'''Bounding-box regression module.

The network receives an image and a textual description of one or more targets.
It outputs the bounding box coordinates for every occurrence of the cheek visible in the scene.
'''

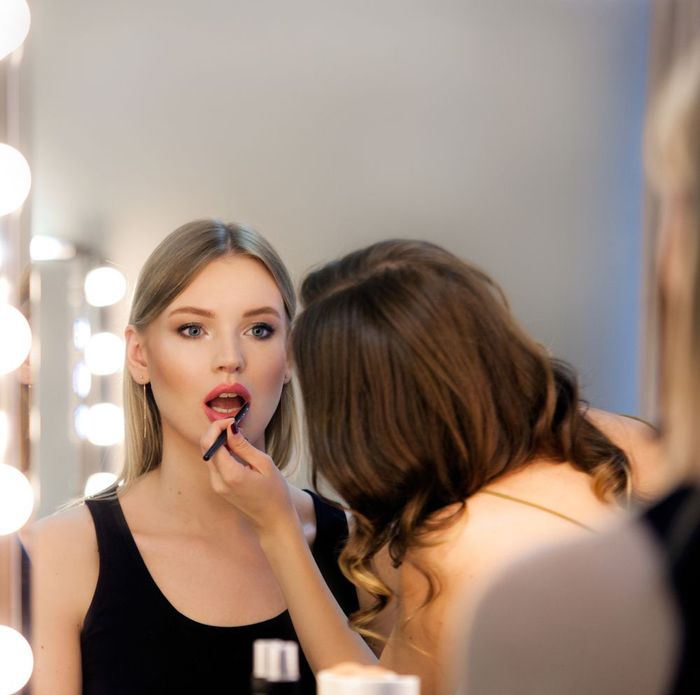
[147,342,201,403]
[264,351,290,392]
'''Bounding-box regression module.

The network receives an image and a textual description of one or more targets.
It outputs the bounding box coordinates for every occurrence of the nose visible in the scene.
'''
[213,333,245,374]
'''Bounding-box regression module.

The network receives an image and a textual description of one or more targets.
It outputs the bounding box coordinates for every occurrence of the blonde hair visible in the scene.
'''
[647,43,700,479]
[120,219,297,488]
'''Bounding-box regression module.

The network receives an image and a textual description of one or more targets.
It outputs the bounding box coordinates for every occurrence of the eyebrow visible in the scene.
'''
[168,306,282,319]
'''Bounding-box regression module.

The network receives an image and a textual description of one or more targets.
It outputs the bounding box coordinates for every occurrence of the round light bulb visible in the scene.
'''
[0,0,31,61]
[84,267,127,307]
[85,403,124,446]
[0,144,31,217]
[0,305,31,375]
[84,472,118,497]
[29,235,76,261]
[0,411,9,459]
[0,464,33,536]
[0,626,33,694]
[73,404,90,440]
[73,318,91,350]
[84,332,124,376]
[72,362,92,398]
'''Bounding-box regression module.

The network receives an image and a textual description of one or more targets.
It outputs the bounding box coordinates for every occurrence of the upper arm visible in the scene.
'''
[29,505,98,695]
[586,409,671,500]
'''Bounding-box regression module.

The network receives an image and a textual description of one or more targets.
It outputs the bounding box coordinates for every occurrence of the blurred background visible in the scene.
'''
[8,0,654,520]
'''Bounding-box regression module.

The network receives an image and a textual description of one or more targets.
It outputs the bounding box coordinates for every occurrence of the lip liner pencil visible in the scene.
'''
[202,402,250,461]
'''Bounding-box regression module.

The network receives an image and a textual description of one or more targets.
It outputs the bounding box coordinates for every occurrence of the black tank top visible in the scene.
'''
[643,485,700,695]
[81,492,358,695]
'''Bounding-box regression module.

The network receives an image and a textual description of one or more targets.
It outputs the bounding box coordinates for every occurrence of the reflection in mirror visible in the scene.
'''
[32,251,125,520]
[15,2,657,692]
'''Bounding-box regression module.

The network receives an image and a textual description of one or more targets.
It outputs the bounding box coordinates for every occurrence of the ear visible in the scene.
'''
[283,335,293,384]
[124,324,150,384]
[282,356,292,385]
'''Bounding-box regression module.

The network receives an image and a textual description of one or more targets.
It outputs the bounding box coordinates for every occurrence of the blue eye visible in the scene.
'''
[249,323,274,339]
[179,323,204,338]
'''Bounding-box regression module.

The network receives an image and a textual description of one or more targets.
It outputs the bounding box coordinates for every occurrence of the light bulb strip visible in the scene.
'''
[0,6,34,689]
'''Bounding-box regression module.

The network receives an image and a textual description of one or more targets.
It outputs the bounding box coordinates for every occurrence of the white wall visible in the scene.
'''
[24,0,650,413]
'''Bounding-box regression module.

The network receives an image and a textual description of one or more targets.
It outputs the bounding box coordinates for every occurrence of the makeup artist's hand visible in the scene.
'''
[200,418,297,539]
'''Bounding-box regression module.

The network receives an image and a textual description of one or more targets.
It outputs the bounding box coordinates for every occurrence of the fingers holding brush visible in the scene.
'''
[200,407,294,535]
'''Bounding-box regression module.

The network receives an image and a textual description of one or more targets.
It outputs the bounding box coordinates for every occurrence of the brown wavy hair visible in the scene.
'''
[292,239,631,633]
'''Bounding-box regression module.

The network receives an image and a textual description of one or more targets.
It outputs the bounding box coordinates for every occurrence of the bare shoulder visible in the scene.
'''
[29,502,96,556]
[29,503,99,624]
[586,408,670,498]
[29,504,99,693]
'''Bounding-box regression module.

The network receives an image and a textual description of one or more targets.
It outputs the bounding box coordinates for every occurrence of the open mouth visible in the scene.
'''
[206,393,247,416]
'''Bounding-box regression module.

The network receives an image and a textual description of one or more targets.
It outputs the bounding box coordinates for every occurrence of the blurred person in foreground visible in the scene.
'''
[458,40,700,695]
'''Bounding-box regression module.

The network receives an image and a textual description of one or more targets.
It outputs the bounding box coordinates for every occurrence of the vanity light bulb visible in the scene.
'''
[0,464,33,535]
[73,362,92,398]
[0,0,30,61]
[84,472,118,497]
[84,267,127,307]
[84,332,125,376]
[0,304,31,375]
[0,626,33,694]
[86,403,124,447]
[29,234,76,261]
[73,404,91,440]
[73,318,91,350]
[0,144,31,218]
[0,411,9,460]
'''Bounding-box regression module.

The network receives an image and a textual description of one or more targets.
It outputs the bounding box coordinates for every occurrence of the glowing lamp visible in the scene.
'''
[29,235,76,261]
[0,144,31,217]
[0,305,31,375]
[84,267,127,307]
[84,332,124,376]
[72,362,92,398]
[85,403,124,446]
[0,0,31,61]
[0,464,33,535]
[0,626,33,694]
[84,472,118,497]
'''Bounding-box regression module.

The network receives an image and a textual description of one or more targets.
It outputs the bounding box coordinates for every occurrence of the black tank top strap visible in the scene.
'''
[306,490,360,614]
[84,495,148,594]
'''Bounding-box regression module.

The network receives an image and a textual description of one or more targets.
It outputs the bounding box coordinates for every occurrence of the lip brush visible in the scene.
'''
[202,402,250,461]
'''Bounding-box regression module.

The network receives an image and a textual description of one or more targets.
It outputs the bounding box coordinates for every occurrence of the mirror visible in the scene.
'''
[24,0,651,511]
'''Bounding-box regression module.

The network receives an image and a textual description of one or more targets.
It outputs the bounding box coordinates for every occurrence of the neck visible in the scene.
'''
[143,427,252,533]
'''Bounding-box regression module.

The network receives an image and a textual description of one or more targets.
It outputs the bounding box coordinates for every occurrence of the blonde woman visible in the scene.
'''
[29,220,361,694]
[460,41,700,695]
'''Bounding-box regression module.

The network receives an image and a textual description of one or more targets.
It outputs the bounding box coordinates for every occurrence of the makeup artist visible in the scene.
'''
[203,238,665,695]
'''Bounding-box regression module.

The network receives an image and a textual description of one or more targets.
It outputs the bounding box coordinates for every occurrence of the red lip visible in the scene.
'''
[202,383,252,422]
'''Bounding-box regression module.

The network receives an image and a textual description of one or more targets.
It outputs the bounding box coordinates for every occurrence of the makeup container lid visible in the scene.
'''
[317,671,420,694]
[253,639,299,682]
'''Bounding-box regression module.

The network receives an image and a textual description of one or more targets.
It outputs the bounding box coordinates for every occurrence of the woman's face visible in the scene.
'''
[129,254,290,454]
